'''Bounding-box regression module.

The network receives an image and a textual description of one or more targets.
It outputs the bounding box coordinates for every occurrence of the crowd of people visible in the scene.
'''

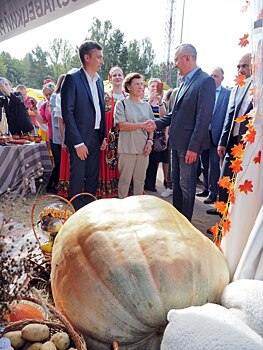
[0,39,253,230]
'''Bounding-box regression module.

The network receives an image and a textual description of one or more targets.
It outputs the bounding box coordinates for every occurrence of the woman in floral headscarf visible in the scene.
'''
[97,66,126,198]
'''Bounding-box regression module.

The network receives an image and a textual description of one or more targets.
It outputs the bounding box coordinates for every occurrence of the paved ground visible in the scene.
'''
[145,165,220,239]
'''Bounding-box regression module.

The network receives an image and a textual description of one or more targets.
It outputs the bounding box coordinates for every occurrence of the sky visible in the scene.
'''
[0,0,252,87]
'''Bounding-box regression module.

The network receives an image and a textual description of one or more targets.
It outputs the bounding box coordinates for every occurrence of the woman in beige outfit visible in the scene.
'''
[114,73,154,198]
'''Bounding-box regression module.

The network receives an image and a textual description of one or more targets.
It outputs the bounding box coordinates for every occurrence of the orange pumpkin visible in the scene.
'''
[51,196,229,349]
[8,303,44,322]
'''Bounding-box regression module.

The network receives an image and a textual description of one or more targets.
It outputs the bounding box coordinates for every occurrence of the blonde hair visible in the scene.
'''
[42,82,55,94]
[148,78,161,87]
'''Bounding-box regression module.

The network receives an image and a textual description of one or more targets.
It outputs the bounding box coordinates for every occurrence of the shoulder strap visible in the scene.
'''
[121,98,126,110]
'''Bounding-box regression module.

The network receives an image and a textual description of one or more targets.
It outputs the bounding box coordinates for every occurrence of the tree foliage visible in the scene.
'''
[0,17,177,89]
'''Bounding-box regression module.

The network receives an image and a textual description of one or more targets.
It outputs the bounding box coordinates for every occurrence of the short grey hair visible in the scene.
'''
[212,66,224,76]
[176,43,197,61]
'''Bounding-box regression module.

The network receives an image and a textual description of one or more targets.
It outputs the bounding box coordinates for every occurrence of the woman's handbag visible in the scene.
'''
[153,130,166,152]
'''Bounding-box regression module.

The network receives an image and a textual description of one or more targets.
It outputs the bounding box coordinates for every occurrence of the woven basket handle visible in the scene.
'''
[31,195,75,247]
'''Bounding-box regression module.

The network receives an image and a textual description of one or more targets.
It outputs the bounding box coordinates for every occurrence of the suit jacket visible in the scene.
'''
[219,77,253,149]
[155,68,216,154]
[61,67,106,149]
[210,86,231,146]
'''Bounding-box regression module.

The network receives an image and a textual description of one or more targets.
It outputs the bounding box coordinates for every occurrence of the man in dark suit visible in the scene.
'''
[197,67,231,204]
[61,40,107,210]
[147,43,216,221]
[207,53,253,216]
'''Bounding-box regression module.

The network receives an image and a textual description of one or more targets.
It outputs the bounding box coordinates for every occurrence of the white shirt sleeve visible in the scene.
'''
[54,93,62,119]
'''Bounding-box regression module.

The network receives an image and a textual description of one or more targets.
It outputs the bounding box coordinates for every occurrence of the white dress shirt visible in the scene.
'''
[84,70,101,129]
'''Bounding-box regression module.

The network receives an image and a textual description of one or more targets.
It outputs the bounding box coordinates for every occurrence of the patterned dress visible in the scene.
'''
[96,91,125,198]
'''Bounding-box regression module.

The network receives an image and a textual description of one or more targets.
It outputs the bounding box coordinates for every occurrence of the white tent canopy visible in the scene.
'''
[0,0,99,42]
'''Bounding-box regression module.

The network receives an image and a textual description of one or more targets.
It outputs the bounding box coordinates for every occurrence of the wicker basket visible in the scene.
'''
[1,297,87,350]
[31,193,96,265]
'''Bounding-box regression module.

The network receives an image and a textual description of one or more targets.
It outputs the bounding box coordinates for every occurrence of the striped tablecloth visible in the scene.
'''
[0,142,52,196]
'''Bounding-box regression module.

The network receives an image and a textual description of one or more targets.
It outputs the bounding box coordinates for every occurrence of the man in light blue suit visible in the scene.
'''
[61,41,107,210]
[197,67,231,204]
[146,44,216,221]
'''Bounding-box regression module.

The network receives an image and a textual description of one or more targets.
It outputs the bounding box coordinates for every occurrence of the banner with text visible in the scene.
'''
[0,0,98,42]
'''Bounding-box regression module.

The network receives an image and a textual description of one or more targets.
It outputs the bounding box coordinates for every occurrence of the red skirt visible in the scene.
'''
[57,147,70,198]
[97,149,119,198]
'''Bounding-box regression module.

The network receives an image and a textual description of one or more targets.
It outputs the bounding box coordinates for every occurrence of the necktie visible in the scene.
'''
[213,89,220,114]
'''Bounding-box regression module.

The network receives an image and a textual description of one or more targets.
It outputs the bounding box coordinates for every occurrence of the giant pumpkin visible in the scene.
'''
[51,195,229,349]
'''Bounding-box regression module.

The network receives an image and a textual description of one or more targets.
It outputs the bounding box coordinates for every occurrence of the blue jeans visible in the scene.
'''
[171,150,199,221]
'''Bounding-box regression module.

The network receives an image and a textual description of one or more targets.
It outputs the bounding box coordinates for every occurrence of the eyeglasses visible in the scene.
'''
[237,64,249,69]
[174,55,187,64]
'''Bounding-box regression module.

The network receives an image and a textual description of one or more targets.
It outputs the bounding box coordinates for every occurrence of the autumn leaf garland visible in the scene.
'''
[210,0,263,249]
[211,108,260,249]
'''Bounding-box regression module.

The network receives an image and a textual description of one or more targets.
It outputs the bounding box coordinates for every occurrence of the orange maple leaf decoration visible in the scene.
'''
[214,240,223,253]
[242,126,256,144]
[211,223,219,237]
[214,201,227,215]
[238,179,253,194]
[231,143,244,158]
[222,219,231,235]
[218,176,232,190]
[229,191,236,204]
[234,74,247,87]
[239,33,249,47]
[229,158,243,173]
[253,150,261,164]
[235,114,247,123]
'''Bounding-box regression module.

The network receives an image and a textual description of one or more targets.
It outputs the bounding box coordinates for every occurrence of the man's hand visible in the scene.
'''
[185,150,197,164]
[144,120,157,132]
[76,144,89,160]
[217,146,226,159]
[100,138,107,151]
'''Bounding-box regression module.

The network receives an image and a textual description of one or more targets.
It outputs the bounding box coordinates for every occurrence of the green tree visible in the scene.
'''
[126,40,141,74]
[0,52,25,86]
[0,55,7,77]
[86,17,156,80]
[48,38,76,80]
[87,17,112,49]
[28,46,52,88]
[140,38,155,79]
[106,29,128,75]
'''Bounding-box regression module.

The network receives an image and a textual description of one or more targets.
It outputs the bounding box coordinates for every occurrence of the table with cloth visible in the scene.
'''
[0,142,52,196]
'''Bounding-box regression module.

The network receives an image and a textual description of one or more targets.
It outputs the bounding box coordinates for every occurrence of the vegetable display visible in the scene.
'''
[51,195,229,349]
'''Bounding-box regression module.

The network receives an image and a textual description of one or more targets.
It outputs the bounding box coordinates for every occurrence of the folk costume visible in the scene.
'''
[97,90,125,198]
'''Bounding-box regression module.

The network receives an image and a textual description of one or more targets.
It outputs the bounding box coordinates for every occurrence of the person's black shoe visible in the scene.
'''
[196,189,209,197]
[206,208,219,215]
[144,186,157,192]
[204,195,216,204]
